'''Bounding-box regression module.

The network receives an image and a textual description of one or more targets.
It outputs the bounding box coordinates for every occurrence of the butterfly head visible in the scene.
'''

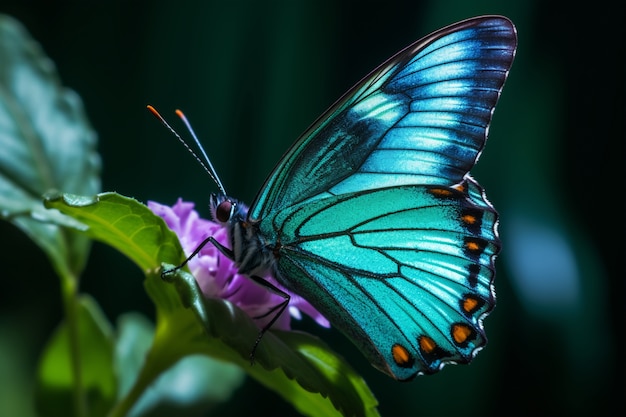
[210,193,245,225]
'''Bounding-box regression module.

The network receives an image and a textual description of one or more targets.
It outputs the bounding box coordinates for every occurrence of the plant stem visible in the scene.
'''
[61,272,88,417]
[106,325,179,417]
[106,359,159,417]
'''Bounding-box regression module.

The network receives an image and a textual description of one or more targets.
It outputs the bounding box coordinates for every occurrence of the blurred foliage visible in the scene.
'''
[35,295,116,417]
[0,1,622,416]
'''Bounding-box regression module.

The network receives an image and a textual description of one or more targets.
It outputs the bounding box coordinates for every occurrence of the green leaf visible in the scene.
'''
[35,295,116,417]
[47,192,379,417]
[0,14,100,278]
[152,269,379,417]
[271,332,379,417]
[115,313,245,417]
[43,191,185,273]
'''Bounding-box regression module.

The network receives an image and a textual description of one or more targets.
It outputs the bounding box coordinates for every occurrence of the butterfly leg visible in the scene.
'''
[246,274,290,363]
[161,235,235,279]
[161,235,290,363]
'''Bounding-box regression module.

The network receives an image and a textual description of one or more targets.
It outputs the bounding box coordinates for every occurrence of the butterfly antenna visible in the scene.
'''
[174,109,227,195]
[147,105,227,195]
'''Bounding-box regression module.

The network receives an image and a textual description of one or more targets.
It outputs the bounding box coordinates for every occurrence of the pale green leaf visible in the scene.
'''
[0,14,100,277]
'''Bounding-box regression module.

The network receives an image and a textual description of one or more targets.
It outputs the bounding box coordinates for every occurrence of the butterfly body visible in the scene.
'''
[211,16,516,380]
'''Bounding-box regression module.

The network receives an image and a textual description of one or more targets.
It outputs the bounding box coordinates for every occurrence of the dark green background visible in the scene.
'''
[1,1,623,416]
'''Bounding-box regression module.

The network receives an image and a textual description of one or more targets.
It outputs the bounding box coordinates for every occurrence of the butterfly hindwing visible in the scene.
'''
[249,16,516,221]
[264,177,499,379]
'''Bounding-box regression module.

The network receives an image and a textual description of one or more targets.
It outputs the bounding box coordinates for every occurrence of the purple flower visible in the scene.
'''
[148,198,330,331]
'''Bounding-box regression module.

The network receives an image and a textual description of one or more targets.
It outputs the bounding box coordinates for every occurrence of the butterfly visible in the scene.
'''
[159,15,517,381]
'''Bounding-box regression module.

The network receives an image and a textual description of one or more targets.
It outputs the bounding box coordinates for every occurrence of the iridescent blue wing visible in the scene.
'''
[248,16,516,379]
[249,16,516,221]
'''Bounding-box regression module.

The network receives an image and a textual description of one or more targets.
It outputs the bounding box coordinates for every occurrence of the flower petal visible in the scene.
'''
[149,199,329,332]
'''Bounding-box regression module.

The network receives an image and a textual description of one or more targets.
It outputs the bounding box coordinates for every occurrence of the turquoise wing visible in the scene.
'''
[264,178,499,380]
[249,16,516,221]
[249,16,515,379]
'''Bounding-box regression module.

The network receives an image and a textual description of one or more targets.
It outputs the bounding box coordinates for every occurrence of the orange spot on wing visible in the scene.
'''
[462,296,479,313]
[466,241,480,251]
[451,324,473,344]
[391,344,413,367]
[429,188,453,197]
[462,214,477,225]
[418,336,437,354]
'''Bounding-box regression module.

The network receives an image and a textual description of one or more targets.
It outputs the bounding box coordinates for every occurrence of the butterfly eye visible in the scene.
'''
[216,199,233,223]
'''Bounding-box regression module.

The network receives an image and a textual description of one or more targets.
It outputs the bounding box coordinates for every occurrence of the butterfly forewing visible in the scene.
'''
[239,16,515,379]
[249,16,516,221]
